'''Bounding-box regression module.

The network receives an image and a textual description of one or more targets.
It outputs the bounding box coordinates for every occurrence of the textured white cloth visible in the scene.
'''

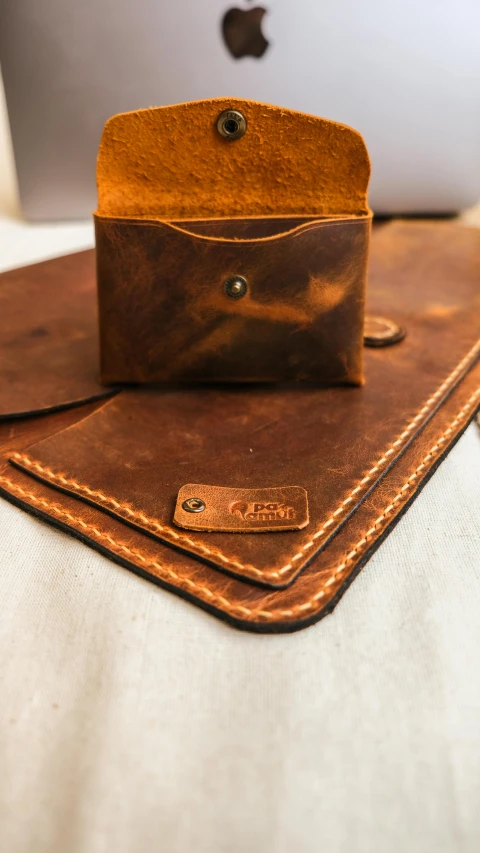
[1,76,480,853]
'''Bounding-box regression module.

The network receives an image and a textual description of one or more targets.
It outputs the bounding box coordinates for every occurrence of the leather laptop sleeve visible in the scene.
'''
[1,220,479,633]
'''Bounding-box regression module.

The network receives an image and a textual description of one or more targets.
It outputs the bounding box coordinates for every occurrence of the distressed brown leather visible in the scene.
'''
[1,356,478,634]
[95,215,370,384]
[1,221,479,632]
[0,249,115,418]
[95,98,372,385]
[0,400,108,477]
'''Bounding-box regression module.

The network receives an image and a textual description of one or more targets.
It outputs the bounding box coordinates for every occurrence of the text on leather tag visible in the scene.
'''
[174,485,309,532]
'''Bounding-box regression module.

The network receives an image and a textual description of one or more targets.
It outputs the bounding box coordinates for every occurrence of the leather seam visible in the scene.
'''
[95,214,367,245]
[9,453,262,574]
[1,386,478,622]
[9,336,480,582]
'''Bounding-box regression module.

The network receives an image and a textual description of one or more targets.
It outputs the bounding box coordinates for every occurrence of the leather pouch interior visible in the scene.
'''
[95,98,372,384]
[2,221,479,633]
[0,250,115,418]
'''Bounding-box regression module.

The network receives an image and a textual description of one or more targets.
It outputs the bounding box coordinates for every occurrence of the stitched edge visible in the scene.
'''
[96,214,368,245]
[279,337,480,574]
[2,386,479,622]
[10,336,480,582]
[10,453,259,574]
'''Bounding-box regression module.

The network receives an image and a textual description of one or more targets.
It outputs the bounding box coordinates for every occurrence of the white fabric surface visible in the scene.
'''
[1,74,480,853]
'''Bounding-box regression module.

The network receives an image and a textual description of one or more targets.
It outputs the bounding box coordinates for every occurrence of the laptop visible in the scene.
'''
[0,0,479,220]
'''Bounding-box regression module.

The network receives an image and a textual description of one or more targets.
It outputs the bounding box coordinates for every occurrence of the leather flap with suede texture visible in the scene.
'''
[96,98,371,220]
[6,223,480,609]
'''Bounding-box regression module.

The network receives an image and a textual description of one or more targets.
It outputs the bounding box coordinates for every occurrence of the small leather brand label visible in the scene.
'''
[174,485,309,533]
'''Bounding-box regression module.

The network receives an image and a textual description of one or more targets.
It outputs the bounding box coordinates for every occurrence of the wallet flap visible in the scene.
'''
[10,222,480,589]
[96,98,370,219]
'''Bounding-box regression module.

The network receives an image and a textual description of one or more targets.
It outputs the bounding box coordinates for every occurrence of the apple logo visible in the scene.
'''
[222,2,270,59]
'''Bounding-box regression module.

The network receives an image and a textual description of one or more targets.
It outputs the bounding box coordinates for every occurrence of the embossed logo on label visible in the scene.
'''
[174,484,309,532]
[229,500,296,522]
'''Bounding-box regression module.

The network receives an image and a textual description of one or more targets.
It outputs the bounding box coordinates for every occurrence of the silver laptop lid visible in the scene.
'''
[1,0,479,220]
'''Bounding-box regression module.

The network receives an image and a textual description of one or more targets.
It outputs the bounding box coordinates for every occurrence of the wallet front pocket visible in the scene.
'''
[95,214,370,385]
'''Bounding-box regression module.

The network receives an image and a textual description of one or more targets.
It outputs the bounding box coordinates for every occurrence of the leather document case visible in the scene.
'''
[94,98,372,385]
[1,220,479,633]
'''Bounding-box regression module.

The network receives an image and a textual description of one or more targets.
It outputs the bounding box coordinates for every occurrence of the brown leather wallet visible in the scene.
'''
[95,98,372,385]
[1,220,479,633]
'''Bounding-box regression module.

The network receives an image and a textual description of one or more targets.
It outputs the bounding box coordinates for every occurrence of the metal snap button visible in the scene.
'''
[364,316,406,347]
[216,109,247,140]
[182,497,206,513]
[224,275,248,299]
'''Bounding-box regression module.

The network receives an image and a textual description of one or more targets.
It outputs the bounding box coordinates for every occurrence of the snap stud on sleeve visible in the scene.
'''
[364,316,406,347]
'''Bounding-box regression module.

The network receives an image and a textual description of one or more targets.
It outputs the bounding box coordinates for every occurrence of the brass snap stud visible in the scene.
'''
[216,109,247,140]
[364,315,406,347]
[223,275,248,299]
[182,497,206,514]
